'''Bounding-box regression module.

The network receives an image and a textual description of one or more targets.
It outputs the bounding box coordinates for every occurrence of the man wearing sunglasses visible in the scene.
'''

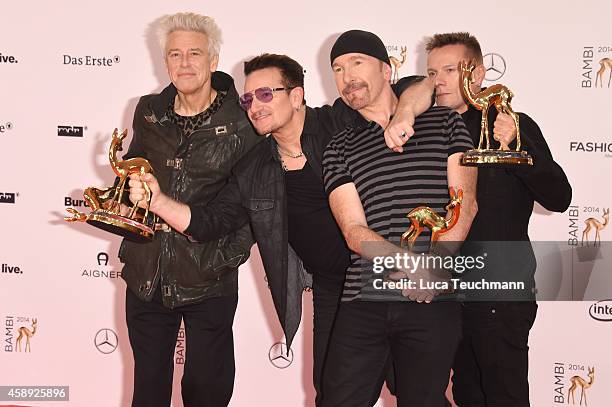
[128,52,433,404]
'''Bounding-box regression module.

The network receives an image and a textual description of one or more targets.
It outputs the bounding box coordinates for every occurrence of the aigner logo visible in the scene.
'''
[0,53,18,64]
[483,52,506,81]
[97,252,109,266]
[82,252,121,279]
[589,299,612,321]
[0,192,17,204]
[57,126,86,137]
[63,54,120,67]
[94,328,118,354]
[268,342,293,369]
[0,122,13,133]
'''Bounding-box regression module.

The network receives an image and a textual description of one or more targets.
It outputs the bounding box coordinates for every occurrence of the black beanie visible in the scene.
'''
[330,30,390,67]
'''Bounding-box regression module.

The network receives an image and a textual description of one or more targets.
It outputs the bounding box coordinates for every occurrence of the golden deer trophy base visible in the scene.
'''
[461,149,533,166]
[86,210,154,242]
[64,128,156,243]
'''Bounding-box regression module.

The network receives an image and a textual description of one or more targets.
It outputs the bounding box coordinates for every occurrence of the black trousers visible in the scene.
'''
[125,287,238,407]
[452,301,538,407]
[312,277,344,407]
[321,300,462,407]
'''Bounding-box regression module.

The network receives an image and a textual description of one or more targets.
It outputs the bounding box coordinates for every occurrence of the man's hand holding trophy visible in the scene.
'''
[459,60,533,166]
[64,129,157,242]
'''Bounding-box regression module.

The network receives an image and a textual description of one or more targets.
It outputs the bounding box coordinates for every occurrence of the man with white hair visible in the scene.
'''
[118,12,258,407]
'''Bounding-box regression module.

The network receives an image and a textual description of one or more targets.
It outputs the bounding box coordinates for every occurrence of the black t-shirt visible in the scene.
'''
[285,162,349,289]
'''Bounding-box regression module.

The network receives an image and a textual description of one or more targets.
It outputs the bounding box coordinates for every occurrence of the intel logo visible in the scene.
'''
[589,300,612,322]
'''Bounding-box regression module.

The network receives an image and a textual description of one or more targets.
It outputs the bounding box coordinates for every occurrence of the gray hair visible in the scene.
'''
[155,12,222,57]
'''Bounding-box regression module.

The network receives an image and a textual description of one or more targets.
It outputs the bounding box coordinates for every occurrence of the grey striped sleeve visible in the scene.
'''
[323,132,353,194]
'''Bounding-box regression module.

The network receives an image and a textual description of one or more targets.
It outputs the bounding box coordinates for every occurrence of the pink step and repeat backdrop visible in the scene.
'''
[1,1,611,406]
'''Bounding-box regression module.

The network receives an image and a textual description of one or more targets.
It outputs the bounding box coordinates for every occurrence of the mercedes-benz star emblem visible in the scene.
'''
[94,328,118,354]
[483,52,506,81]
[268,342,293,369]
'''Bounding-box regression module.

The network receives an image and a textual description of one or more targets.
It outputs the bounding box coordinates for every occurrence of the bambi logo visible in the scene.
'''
[268,342,293,369]
[595,58,612,88]
[567,367,595,406]
[388,46,407,84]
[581,208,609,246]
[97,252,109,266]
[15,318,37,352]
[483,52,506,81]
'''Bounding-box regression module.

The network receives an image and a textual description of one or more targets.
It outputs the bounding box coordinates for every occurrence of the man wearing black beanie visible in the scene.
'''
[330,30,391,67]
[321,30,478,406]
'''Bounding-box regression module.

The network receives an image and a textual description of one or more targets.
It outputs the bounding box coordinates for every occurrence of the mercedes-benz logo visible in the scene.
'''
[268,342,293,369]
[483,52,506,81]
[94,328,118,354]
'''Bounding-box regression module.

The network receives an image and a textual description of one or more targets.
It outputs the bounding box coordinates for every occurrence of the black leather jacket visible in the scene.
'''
[184,77,424,348]
[185,104,359,348]
[118,71,259,308]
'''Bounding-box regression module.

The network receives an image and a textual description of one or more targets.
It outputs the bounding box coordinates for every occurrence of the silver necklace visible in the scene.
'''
[277,145,303,171]
[277,145,304,158]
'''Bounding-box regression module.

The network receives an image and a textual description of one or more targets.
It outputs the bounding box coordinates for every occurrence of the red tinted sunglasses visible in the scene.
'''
[239,86,295,111]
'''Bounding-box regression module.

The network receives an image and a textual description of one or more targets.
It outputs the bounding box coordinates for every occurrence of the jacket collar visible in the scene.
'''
[147,71,238,125]
[265,106,320,163]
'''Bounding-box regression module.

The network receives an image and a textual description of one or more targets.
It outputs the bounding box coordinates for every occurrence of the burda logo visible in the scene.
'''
[64,196,89,207]
[589,300,612,321]
[0,53,18,64]
[63,54,120,67]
